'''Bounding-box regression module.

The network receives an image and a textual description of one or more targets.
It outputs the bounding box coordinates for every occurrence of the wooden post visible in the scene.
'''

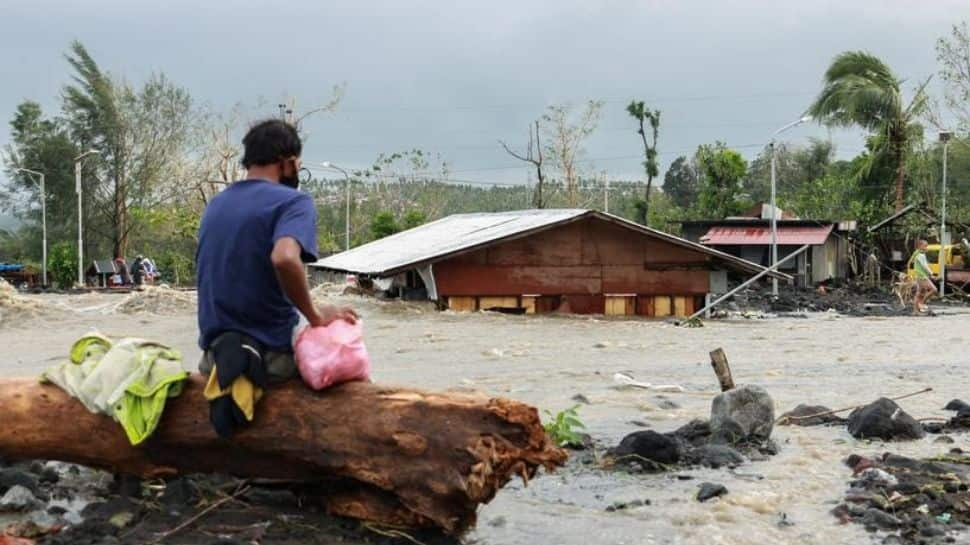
[709,348,735,392]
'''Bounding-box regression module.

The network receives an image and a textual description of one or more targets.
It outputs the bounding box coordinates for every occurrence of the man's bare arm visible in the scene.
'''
[271,237,357,327]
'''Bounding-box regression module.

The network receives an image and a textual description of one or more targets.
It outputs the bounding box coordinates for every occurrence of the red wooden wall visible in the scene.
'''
[434,217,712,298]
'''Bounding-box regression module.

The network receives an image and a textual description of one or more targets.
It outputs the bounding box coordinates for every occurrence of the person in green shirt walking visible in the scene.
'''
[910,239,937,314]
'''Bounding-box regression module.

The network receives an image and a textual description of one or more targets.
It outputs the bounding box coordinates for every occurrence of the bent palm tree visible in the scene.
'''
[807,51,928,211]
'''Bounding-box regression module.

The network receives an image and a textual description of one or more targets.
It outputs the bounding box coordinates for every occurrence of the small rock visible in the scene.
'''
[760,439,781,456]
[691,444,745,469]
[934,435,955,444]
[918,522,946,537]
[857,468,898,487]
[777,512,795,528]
[571,394,591,405]
[161,477,198,508]
[594,341,611,349]
[488,516,506,527]
[0,469,39,495]
[658,400,680,410]
[778,404,846,426]
[0,485,40,511]
[861,508,901,530]
[108,511,135,528]
[38,467,59,485]
[710,385,775,445]
[847,398,924,440]
[670,419,711,447]
[612,431,680,465]
[696,482,728,502]
[944,399,970,412]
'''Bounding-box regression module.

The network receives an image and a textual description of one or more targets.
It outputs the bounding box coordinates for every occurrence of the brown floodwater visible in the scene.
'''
[2,291,968,544]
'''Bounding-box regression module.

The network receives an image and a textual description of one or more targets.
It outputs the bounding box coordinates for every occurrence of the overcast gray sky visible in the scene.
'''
[1,0,966,195]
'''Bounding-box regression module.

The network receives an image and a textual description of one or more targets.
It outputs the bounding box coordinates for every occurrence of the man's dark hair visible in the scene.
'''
[240,119,302,168]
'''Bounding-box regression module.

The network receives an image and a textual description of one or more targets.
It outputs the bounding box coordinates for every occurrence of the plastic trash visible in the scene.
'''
[295,320,371,390]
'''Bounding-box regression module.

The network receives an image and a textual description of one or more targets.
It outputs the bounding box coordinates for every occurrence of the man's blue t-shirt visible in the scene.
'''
[197,179,318,351]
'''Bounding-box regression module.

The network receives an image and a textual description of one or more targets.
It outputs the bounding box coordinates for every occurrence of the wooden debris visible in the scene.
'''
[0,377,566,535]
[709,348,735,392]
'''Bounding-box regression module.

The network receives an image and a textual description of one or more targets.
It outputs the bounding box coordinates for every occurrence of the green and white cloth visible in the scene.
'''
[42,332,188,446]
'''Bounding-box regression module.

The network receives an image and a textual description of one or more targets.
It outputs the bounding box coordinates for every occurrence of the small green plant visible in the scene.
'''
[544,405,586,448]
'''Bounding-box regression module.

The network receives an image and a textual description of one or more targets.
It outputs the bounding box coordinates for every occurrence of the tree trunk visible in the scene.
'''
[638,119,650,225]
[894,150,906,212]
[0,377,565,535]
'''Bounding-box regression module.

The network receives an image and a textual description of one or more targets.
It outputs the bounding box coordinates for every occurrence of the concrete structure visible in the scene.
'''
[311,209,789,317]
[679,205,856,287]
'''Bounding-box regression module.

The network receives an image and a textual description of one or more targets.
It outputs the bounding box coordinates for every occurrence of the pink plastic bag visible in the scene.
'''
[295,320,371,390]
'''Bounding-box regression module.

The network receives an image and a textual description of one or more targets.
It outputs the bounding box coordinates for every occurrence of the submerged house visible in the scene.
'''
[679,204,856,288]
[311,209,788,317]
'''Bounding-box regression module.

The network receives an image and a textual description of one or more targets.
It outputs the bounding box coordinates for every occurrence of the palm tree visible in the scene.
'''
[807,51,929,212]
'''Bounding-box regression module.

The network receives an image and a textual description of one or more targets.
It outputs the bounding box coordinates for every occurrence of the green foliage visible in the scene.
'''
[47,242,77,288]
[745,139,834,203]
[543,405,586,448]
[402,210,427,230]
[627,100,661,224]
[370,211,400,240]
[696,142,749,219]
[808,50,929,211]
[936,21,970,131]
[663,156,700,209]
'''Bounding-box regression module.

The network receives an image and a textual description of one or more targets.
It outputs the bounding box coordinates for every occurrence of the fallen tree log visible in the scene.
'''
[0,376,566,535]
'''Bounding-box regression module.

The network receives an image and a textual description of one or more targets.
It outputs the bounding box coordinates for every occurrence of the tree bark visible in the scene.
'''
[894,146,906,212]
[638,118,650,225]
[0,377,566,535]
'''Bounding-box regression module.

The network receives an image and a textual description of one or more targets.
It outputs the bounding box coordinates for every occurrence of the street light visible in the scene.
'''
[940,130,952,297]
[74,150,100,287]
[14,168,46,286]
[769,115,813,296]
[321,161,351,251]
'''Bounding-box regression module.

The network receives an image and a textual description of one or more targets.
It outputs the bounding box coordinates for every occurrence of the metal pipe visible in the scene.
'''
[684,244,809,323]
[940,138,949,297]
[770,141,778,296]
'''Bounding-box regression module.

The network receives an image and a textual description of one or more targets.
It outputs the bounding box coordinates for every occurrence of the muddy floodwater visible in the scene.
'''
[2,291,969,545]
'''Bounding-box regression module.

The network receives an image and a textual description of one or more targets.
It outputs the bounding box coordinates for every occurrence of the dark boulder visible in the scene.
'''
[847,398,924,440]
[689,444,746,469]
[778,404,846,426]
[944,399,970,412]
[696,482,728,502]
[612,430,681,465]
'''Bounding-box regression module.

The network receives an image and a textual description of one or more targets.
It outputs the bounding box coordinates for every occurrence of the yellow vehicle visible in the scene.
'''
[907,242,970,285]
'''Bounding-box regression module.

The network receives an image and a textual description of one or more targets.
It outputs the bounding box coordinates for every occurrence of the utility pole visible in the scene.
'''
[322,162,352,251]
[769,115,813,297]
[74,150,100,287]
[940,130,952,297]
[602,171,609,213]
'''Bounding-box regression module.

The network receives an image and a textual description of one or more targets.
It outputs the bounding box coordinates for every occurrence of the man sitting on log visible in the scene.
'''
[196,120,356,433]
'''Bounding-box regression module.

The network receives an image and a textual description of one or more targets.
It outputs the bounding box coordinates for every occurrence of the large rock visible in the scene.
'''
[612,430,681,465]
[710,385,775,445]
[847,398,924,440]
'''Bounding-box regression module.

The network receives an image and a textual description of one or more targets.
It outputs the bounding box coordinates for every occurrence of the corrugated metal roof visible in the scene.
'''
[315,209,588,276]
[312,209,791,280]
[701,225,834,246]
